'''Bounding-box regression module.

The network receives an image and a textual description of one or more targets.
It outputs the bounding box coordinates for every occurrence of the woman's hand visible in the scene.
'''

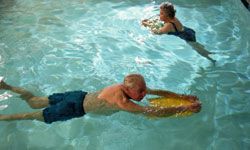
[151,28,161,34]
[141,19,150,26]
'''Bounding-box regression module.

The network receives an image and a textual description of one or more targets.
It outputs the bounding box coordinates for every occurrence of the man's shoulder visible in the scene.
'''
[100,84,122,94]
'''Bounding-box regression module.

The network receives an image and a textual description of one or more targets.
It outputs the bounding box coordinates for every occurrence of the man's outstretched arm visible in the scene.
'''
[146,88,182,98]
[117,98,198,117]
[147,88,200,103]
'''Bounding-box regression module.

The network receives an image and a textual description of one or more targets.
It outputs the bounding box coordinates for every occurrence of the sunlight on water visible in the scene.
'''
[0,0,249,149]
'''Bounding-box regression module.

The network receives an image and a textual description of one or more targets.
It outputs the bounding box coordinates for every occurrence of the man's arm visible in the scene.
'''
[117,98,195,117]
[147,88,200,105]
[147,88,182,98]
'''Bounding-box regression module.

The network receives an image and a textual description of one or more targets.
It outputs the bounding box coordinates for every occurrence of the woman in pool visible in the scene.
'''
[142,2,216,64]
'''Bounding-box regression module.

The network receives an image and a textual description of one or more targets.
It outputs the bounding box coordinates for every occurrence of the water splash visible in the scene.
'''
[135,56,153,65]
[0,76,3,82]
[0,92,12,101]
[0,104,8,110]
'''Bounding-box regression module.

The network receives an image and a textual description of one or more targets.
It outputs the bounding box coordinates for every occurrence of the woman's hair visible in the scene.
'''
[160,2,176,18]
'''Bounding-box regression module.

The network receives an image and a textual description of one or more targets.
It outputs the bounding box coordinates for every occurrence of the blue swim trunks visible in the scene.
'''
[43,90,87,124]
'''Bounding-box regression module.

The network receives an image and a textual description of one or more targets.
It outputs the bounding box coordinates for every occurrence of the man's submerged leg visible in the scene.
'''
[0,111,44,122]
[0,80,49,109]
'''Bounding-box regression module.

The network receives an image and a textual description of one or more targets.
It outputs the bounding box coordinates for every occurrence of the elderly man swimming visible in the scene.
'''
[0,74,201,124]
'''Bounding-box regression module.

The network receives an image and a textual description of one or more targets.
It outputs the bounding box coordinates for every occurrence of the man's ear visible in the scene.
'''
[121,84,129,92]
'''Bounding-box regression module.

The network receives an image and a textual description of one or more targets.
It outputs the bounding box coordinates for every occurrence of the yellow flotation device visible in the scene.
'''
[149,95,199,117]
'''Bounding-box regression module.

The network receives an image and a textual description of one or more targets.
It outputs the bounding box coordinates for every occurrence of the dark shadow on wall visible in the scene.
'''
[154,0,222,8]
[0,0,16,19]
[0,0,15,10]
[241,0,250,11]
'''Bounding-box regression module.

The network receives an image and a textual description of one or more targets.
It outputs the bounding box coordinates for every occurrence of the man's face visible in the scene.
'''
[127,81,146,101]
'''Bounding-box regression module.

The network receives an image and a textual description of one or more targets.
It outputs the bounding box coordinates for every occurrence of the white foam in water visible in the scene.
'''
[0,76,3,82]
[0,104,8,110]
[135,56,153,65]
[245,90,250,94]
[0,92,13,101]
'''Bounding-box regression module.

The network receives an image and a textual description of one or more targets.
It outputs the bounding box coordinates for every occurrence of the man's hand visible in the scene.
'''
[180,94,199,103]
[188,102,202,113]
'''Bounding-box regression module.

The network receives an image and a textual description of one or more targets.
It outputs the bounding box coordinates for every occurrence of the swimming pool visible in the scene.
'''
[0,0,249,149]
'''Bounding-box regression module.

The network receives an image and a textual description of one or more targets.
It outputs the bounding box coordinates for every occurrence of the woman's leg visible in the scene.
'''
[188,42,216,64]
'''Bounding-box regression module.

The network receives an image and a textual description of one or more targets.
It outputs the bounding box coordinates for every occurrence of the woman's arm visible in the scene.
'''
[141,19,159,28]
[151,23,172,34]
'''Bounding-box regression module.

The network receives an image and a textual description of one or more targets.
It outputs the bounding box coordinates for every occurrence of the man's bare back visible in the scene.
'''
[83,87,121,115]
[84,83,141,114]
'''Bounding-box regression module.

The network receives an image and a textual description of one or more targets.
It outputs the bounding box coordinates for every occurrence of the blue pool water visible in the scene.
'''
[0,0,249,149]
